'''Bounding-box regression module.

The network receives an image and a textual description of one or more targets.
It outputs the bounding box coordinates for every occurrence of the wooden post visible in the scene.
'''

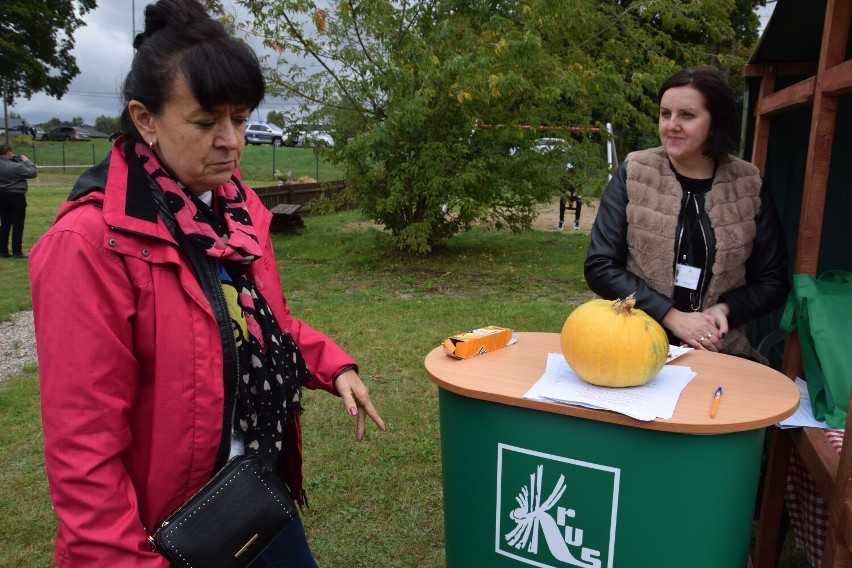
[750,64,776,175]
[782,0,852,380]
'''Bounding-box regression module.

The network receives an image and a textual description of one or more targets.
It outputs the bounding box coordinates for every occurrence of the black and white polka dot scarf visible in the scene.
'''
[133,140,312,463]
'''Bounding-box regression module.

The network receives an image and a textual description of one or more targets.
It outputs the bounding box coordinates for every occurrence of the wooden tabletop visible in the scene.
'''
[425,332,801,434]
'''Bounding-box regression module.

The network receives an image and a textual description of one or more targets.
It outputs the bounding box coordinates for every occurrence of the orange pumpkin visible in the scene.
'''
[560,294,668,387]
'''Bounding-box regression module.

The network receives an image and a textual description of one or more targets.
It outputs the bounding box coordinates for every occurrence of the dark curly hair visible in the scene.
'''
[658,66,739,159]
[119,0,265,139]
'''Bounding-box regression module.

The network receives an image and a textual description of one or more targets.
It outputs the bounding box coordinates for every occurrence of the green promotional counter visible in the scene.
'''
[425,332,800,568]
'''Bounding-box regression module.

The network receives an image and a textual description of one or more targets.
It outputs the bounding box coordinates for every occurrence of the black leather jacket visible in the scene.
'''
[585,161,790,329]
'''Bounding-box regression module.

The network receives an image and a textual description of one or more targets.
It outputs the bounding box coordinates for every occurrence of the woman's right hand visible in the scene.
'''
[334,369,387,441]
[662,308,721,352]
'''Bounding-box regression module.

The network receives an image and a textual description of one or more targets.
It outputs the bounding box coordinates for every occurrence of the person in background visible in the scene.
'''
[0,144,37,258]
[558,164,582,231]
[584,66,789,360]
[29,0,385,566]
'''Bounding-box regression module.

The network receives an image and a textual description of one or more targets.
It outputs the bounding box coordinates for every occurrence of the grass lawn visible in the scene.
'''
[0,170,811,566]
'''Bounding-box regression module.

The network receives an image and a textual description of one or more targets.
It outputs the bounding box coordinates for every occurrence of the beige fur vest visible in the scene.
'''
[624,147,763,358]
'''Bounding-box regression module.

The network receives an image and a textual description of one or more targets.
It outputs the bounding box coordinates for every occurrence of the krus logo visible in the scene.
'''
[496,444,620,568]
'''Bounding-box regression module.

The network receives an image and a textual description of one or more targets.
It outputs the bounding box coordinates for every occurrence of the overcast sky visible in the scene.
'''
[11,1,298,126]
[11,1,777,126]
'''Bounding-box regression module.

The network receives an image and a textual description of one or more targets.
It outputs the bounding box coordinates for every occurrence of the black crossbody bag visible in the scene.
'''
[148,454,297,567]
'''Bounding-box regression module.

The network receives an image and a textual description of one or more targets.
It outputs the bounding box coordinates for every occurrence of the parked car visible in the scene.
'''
[509,137,569,156]
[45,126,91,141]
[532,137,570,153]
[244,122,286,146]
[0,125,44,139]
[79,126,111,139]
[297,130,334,147]
[33,127,46,140]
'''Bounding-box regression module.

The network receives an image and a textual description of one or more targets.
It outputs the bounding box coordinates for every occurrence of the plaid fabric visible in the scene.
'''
[785,429,845,567]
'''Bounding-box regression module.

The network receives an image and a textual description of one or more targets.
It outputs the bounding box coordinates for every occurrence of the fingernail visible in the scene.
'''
[349,407,358,416]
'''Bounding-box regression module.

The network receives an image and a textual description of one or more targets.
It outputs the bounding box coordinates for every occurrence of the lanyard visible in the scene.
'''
[675,193,709,310]
[678,194,704,265]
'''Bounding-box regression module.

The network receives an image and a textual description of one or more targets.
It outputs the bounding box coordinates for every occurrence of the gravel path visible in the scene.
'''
[0,311,37,383]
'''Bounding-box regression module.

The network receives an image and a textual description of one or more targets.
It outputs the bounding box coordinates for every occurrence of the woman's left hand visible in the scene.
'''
[334,369,387,440]
[702,303,731,350]
[663,308,721,352]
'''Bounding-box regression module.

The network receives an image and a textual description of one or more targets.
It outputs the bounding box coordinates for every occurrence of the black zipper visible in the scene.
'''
[688,194,710,311]
[674,193,710,311]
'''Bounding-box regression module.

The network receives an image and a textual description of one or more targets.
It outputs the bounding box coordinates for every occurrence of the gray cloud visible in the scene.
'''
[12,1,298,126]
[12,2,134,124]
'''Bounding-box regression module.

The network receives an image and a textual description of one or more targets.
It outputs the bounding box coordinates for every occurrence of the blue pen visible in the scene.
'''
[710,386,723,418]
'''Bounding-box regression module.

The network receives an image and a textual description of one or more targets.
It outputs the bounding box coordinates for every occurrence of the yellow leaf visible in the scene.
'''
[489,74,500,98]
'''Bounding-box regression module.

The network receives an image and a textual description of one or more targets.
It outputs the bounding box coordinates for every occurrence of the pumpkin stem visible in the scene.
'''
[611,293,637,316]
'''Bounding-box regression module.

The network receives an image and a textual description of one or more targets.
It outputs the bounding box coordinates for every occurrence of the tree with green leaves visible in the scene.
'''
[234,0,764,252]
[94,115,120,135]
[266,110,288,126]
[1,1,97,114]
[42,118,64,131]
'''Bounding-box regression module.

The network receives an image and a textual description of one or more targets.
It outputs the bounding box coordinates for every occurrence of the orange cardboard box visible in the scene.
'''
[442,326,513,360]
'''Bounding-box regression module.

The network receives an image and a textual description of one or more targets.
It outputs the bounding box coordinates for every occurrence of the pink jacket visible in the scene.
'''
[30,151,355,566]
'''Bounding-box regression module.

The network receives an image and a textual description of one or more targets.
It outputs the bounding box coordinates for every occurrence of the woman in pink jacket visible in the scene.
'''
[29,1,385,566]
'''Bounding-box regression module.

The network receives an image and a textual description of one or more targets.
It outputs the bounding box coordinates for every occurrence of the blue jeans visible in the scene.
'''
[249,514,319,567]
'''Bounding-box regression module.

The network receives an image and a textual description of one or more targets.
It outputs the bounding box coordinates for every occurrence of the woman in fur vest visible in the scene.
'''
[585,66,789,361]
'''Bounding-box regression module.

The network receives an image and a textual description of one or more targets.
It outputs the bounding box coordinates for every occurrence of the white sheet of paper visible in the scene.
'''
[524,353,696,422]
[777,377,830,429]
[666,344,692,363]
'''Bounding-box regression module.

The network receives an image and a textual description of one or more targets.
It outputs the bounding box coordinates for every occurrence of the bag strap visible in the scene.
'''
[779,284,799,333]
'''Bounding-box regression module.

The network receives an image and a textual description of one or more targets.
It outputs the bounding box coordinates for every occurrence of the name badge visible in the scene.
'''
[674,263,701,290]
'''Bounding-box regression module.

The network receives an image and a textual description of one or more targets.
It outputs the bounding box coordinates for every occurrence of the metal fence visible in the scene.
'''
[19,141,345,182]
[23,142,109,173]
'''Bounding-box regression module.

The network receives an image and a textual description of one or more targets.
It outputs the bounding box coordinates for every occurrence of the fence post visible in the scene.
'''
[272,145,277,181]
[315,153,319,181]
[31,142,39,189]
